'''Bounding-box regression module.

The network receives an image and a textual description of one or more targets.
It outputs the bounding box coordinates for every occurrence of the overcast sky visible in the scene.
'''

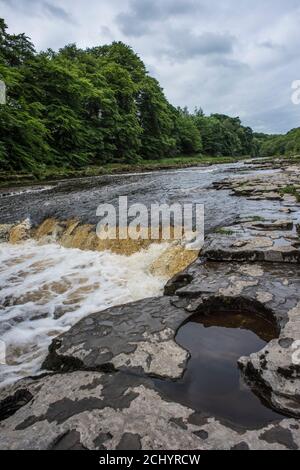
[1,0,300,133]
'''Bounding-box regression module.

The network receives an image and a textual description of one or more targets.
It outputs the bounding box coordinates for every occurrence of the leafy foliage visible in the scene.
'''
[259,128,300,157]
[0,19,261,172]
[193,112,258,157]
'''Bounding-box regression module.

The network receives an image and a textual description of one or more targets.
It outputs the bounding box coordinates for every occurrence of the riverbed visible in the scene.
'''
[0,162,289,386]
[1,160,300,449]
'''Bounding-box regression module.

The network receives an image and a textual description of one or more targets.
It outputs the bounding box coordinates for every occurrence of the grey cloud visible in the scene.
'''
[181,31,235,56]
[0,0,74,22]
[259,41,282,50]
[100,26,114,40]
[43,2,73,21]
[116,0,204,37]
[245,104,300,134]
[116,11,150,37]
[160,30,236,60]
[206,56,248,71]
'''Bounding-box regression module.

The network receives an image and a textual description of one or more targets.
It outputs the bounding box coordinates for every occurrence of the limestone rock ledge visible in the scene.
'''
[239,302,300,418]
[42,297,191,380]
[0,371,299,450]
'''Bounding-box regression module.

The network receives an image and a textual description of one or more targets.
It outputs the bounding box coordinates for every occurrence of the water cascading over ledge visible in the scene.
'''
[0,217,199,387]
[5,217,200,278]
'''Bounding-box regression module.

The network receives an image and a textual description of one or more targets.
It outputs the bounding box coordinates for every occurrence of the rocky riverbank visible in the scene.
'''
[0,158,300,450]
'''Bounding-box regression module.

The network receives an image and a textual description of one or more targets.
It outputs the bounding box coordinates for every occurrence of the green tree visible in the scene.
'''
[0,18,270,173]
[137,76,177,159]
[175,108,202,154]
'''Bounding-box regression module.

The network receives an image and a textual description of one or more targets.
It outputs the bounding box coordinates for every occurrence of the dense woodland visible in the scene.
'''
[0,19,296,173]
[258,128,300,158]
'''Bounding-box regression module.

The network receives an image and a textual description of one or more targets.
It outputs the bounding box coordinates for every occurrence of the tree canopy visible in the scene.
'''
[0,19,263,172]
[258,128,300,158]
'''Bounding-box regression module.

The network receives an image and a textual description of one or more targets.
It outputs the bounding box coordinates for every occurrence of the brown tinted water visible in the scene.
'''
[154,312,284,429]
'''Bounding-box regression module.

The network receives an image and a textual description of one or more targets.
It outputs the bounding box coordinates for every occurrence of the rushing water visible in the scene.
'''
[0,163,283,231]
[0,241,169,386]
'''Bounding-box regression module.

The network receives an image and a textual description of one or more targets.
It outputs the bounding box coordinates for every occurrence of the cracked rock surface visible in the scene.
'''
[42,297,191,380]
[1,371,300,450]
[203,217,300,263]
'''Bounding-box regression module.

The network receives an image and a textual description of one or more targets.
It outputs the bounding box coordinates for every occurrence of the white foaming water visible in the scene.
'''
[0,240,169,387]
[0,185,54,198]
[105,166,218,178]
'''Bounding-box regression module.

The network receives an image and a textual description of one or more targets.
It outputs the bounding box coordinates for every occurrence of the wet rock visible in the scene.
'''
[203,232,300,263]
[0,389,33,421]
[149,245,198,279]
[9,219,31,244]
[213,164,300,206]
[50,430,88,450]
[193,430,209,440]
[259,425,298,450]
[0,371,299,450]
[0,224,13,242]
[116,433,142,450]
[251,220,294,231]
[43,297,191,380]
[204,191,300,264]
[164,272,194,296]
[248,193,282,201]
[239,302,300,418]
[231,442,250,450]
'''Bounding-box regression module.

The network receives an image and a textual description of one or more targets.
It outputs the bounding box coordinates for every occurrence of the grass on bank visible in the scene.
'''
[280,185,300,202]
[0,154,247,187]
[214,227,234,236]
[3,153,300,188]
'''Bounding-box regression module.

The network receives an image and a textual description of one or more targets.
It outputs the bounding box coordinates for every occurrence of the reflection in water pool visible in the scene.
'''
[155,311,284,429]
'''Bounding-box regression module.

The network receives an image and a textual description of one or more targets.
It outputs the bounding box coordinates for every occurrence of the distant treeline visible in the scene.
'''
[0,19,278,172]
[257,128,300,158]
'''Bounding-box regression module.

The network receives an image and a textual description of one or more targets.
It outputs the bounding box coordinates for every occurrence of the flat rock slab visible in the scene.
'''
[203,222,300,263]
[0,370,300,450]
[43,296,191,380]
[166,260,299,324]
[212,164,300,201]
[208,165,300,264]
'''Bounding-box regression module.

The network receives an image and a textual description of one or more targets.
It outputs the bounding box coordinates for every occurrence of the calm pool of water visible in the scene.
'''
[155,311,284,429]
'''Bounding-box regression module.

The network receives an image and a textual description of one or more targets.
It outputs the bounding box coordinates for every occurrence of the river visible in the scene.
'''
[0,162,282,386]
